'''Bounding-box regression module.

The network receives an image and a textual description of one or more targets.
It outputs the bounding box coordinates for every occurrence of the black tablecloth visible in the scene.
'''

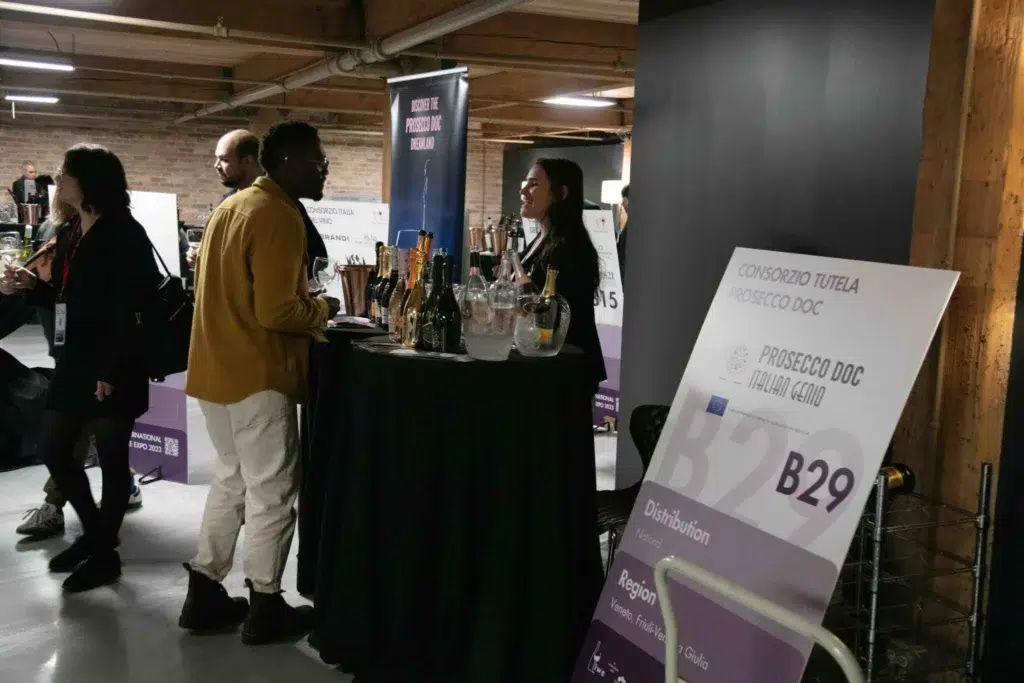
[298,323,382,595]
[308,338,603,683]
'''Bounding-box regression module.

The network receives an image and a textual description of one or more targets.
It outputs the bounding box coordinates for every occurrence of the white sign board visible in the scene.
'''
[130,190,180,277]
[301,199,389,301]
[583,210,623,327]
[573,248,959,683]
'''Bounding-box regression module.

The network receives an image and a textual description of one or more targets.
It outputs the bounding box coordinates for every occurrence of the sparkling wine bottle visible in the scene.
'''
[380,248,400,330]
[879,464,915,493]
[432,254,462,353]
[367,242,383,322]
[419,252,445,351]
[507,246,536,314]
[527,268,561,346]
[463,251,489,326]
[388,249,409,342]
[402,250,426,348]
[374,247,392,328]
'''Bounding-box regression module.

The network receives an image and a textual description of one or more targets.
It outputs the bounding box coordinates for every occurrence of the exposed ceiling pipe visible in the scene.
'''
[175,0,530,124]
[0,1,366,51]
[404,49,634,76]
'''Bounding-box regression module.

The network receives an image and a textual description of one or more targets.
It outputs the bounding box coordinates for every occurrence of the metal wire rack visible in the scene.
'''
[804,463,992,683]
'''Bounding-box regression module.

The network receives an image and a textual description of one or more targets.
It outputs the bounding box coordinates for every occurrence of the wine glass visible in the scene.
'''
[186,227,204,249]
[310,256,336,293]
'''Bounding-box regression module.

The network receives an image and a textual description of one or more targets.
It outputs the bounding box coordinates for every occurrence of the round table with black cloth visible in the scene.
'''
[298,323,383,595]
[308,338,604,683]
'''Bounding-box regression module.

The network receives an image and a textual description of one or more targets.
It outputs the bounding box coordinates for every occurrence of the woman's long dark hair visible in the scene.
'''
[62,144,131,217]
[534,157,600,292]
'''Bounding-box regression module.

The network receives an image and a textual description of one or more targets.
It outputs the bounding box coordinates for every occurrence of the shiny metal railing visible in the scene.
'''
[653,555,864,683]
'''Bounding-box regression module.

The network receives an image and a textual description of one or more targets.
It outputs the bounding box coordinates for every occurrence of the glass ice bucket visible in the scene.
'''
[513,294,571,357]
[463,292,515,362]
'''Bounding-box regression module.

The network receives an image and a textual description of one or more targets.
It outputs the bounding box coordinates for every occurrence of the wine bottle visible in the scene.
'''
[532,268,561,345]
[388,249,409,343]
[19,225,33,262]
[464,251,489,323]
[374,247,392,327]
[380,248,400,330]
[433,253,462,353]
[508,246,536,314]
[879,464,915,494]
[368,243,384,322]
[402,250,426,348]
[419,252,445,351]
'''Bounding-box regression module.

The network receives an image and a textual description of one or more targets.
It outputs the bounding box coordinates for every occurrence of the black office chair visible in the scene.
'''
[596,404,669,575]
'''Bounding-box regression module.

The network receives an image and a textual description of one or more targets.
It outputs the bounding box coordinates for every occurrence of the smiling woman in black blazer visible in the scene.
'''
[1,144,161,593]
[519,158,607,395]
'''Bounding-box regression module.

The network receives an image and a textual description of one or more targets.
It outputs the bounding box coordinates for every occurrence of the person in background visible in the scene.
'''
[11,161,50,221]
[520,158,607,396]
[617,184,629,283]
[13,189,144,540]
[185,129,263,272]
[178,121,338,643]
[1,144,162,592]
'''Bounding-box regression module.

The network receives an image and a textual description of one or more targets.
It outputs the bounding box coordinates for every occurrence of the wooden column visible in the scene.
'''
[895,0,1024,604]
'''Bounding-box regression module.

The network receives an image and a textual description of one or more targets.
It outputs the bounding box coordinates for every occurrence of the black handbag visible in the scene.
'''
[138,235,193,382]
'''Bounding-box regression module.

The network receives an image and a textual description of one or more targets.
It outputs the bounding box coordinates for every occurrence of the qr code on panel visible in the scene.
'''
[164,437,179,457]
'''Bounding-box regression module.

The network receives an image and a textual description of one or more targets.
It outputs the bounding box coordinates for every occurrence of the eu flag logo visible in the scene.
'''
[706,395,729,416]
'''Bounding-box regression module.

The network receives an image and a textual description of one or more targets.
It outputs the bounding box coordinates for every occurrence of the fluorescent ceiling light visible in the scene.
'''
[542,96,616,108]
[0,54,74,72]
[6,95,60,104]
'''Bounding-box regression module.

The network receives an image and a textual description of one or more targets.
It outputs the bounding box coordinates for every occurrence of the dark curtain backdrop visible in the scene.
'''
[501,143,623,219]
[617,0,935,485]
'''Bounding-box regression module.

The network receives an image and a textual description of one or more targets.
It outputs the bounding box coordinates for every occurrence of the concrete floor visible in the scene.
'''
[0,326,620,682]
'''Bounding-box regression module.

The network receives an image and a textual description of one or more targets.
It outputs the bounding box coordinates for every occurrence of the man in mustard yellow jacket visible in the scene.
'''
[178,121,338,644]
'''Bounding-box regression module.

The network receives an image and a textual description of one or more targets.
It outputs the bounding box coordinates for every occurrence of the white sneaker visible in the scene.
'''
[16,503,65,538]
[128,477,143,509]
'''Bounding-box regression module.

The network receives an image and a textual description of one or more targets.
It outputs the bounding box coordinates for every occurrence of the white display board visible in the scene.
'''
[301,199,389,301]
[130,190,180,277]
[583,210,623,327]
[573,248,959,683]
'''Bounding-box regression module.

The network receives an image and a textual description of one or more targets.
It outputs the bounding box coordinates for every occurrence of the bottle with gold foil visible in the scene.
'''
[879,464,915,494]
[387,249,409,342]
[374,247,393,328]
[369,244,386,324]
[514,267,570,357]
[402,249,426,348]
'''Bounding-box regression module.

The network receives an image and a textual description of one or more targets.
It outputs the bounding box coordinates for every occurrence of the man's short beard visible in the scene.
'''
[221,176,242,189]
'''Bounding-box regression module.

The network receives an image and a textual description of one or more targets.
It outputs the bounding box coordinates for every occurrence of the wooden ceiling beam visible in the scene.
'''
[1,0,366,45]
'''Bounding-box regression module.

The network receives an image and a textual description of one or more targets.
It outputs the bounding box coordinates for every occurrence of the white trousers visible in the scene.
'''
[190,390,299,593]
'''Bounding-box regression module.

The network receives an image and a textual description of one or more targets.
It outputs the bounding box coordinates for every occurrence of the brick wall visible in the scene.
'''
[0,117,503,227]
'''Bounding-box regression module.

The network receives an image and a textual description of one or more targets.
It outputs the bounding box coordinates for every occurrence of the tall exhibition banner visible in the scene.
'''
[128,190,189,483]
[584,211,624,428]
[572,248,958,683]
[387,67,469,274]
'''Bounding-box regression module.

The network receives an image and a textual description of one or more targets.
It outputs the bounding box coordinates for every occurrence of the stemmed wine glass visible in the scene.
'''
[310,256,337,294]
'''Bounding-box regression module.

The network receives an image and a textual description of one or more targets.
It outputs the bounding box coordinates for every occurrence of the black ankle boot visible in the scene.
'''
[49,535,93,573]
[62,549,121,593]
[178,564,249,633]
[240,579,314,646]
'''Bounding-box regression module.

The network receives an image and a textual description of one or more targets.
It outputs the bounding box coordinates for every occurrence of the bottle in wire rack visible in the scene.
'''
[432,253,462,354]
[380,247,400,330]
[402,249,426,348]
[419,251,445,351]
[368,243,384,323]
[879,463,915,494]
